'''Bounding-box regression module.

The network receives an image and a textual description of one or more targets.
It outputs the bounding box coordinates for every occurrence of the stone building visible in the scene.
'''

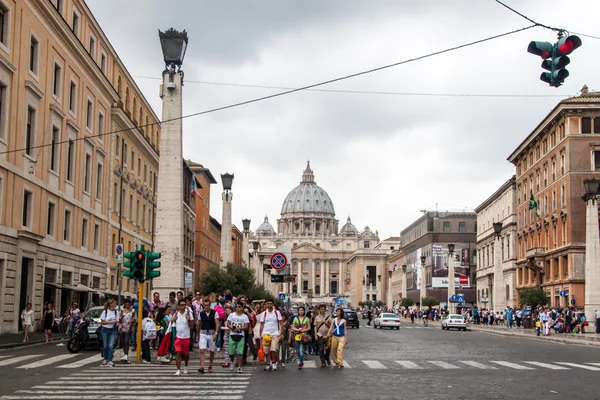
[474,176,518,310]
[508,88,600,309]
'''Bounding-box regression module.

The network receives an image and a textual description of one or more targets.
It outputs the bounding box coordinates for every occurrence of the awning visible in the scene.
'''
[105,290,118,295]
[74,283,94,292]
[44,282,63,289]
[61,284,77,291]
[122,292,134,298]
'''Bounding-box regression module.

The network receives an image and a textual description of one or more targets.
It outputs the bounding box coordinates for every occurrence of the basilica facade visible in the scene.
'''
[251,163,394,305]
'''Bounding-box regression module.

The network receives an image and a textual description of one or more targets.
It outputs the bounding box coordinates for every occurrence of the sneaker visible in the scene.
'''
[238,367,242,374]
[280,363,286,368]
[198,367,205,374]
[272,364,277,371]
[107,361,114,368]
[264,365,272,371]
[156,356,163,362]
[183,368,188,374]
[142,360,151,364]
[120,355,127,361]
[298,362,303,369]
[174,370,181,376]
[100,360,107,366]
[326,359,331,366]
[161,357,171,363]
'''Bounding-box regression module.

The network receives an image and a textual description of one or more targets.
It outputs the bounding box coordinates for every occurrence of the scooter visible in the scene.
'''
[67,319,102,353]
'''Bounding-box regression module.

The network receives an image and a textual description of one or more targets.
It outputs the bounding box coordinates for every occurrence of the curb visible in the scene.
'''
[469,326,600,346]
[0,337,67,350]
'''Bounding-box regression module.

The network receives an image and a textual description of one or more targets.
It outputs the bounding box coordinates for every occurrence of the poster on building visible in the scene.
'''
[431,243,472,288]
[184,271,193,290]
[334,297,349,309]
[404,248,422,291]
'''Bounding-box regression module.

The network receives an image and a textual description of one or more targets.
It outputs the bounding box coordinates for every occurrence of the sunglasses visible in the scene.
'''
[195,293,201,296]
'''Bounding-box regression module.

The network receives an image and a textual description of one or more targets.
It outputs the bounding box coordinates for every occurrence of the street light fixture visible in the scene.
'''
[493,222,503,237]
[158,28,188,67]
[583,178,600,201]
[448,243,455,254]
[242,218,251,233]
[221,173,234,192]
[252,241,259,251]
[447,243,455,314]
[420,255,426,266]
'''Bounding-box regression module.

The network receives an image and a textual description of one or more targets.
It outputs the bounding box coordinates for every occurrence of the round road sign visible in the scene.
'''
[115,243,123,256]
[270,253,288,270]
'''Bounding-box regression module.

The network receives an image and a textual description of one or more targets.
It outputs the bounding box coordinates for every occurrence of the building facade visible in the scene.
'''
[475,176,518,310]
[508,88,600,309]
[232,224,243,266]
[400,211,478,308]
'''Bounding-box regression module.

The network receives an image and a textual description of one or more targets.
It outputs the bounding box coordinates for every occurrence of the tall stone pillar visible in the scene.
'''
[153,29,188,297]
[401,265,407,300]
[324,260,329,296]
[220,174,233,267]
[584,193,600,320]
[447,250,456,313]
[493,234,505,313]
[319,260,324,296]
[242,219,250,267]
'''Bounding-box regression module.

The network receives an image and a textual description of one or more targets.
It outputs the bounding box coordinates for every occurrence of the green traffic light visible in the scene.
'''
[123,251,136,279]
[146,251,162,280]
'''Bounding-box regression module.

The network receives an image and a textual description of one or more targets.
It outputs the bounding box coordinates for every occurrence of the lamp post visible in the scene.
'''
[220,173,234,267]
[387,270,393,308]
[259,254,265,286]
[492,222,504,314]
[447,243,455,314]
[242,219,251,267]
[583,179,600,320]
[401,265,407,302]
[153,28,189,297]
[420,255,426,309]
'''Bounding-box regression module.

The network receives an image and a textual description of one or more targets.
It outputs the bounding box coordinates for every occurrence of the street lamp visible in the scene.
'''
[401,265,407,302]
[259,254,265,285]
[420,255,426,308]
[492,222,504,313]
[242,219,251,233]
[220,173,234,267]
[158,28,188,67]
[447,243,455,313]
[221,173,234,192]
[583,178,600,320]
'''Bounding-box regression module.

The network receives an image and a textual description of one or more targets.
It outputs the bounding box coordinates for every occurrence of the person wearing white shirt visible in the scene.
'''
[21,303,34,342]
[100,299,119,367]
[259,299,283,371]
[172,300,193,376]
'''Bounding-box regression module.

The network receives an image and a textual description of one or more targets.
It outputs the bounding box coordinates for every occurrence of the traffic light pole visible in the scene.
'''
[136,279,144,364]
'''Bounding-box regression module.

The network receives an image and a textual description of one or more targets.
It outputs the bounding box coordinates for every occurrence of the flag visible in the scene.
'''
[190,175,198,197]
[528,194,540,218]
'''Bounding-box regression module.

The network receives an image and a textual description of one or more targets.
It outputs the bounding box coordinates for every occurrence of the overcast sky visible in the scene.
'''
[88,0,599,239]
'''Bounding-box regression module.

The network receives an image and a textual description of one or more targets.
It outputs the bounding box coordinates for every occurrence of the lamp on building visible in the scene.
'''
[492,222,504,313]
[493,222,503,237]
[447,243,455,313]
[378,274,381,282]
[252,241,259,251]
[402,265,407,273]
[583,178,600,320]
[448,243,455,255]
[158,28,188,67]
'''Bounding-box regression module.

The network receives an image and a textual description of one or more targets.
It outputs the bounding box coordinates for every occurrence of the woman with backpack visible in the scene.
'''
[100,298,119,367]
[141,310,156,363]
[290,306,310,369]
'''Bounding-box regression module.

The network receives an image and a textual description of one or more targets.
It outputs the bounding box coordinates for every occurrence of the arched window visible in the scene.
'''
[132,98,137,121]
[139,107,143,127]
[117,76,122,98]
[303,261,309,271]
[315,285,320,295]
[125,87,129,110]
[315,262,320,272]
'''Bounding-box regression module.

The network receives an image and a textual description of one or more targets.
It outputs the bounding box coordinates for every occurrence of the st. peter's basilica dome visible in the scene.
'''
[280,162,335,217]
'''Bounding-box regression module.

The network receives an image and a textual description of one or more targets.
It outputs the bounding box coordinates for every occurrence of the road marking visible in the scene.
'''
[16,390,246,395]
[302,360,317,368]
[427,361,460,369]
[3,396,243,400]
[587,363,600,367]
[57,354,103,368]
[0,354,41,366]
[555,362,600,371]
[523,361,569,370]
[490,361,534,370]
[17,353,79,369]
[362,360,387,369]
[57,376,251,381]
[395,361,423,369]
[343,360,352,368]
[459,361,497,369]
[34,384,249,390]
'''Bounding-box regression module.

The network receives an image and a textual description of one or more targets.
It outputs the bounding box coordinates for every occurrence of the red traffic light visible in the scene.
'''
[556,35,582,56]
[527,41,553,59]
[135,251,144,260]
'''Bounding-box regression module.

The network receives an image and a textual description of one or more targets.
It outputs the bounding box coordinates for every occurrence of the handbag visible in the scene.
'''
[301,333,312,345]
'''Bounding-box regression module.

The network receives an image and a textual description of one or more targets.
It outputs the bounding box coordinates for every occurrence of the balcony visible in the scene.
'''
[525,247,545,259]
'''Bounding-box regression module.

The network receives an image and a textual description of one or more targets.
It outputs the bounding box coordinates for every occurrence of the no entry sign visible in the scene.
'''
[270,253,288,270]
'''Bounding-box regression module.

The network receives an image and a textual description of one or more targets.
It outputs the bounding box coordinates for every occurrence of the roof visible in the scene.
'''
[209,216,221,230]
[474,176,516,213]
[187,159,218,184]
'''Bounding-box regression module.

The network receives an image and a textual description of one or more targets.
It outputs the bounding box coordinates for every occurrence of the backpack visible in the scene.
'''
[143,318,157,339]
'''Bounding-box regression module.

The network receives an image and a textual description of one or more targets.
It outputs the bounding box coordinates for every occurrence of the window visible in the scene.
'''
[552,160,556,181]
[55,0,63,15]
[458,221,466,232]
[88,36,95,58]
[86,100,93,130]
[137,157,141,177]
[123,142,128,164]
[582,117,592,134]
[136,199,139,224]
[595,152,600,172]
[0,83,6,140]
[142,204,146,229]
[364,241,370,249]
[595,118,600,134]
[474,221,477,232]
[22,190,32,227]
[115,136,120,157]
[443,221,450,232]
[100,53,107,74]
[29,35,39,75]
[81,218,88,247]
[96,162,103,199]
[93,223,99,251]
[129,193,133,220]
[552,190,556,209]
[25,106,35,156]
[112,182,118,210]
[83,153,91,192]
[61,209,69,241]
[121,188,126,216]
[551,132,556,147]
[71,10,79,37]
[46,202,55,236]
[560,154,565,175]
[303,261,308,272]
[66,139,74,182]
[98,112,104,136]
[131,150,135,172]
[143,164,147,183]
[0,3,9,46]
[561,184,566,206]
[69,81,77,113]
[53,63,61,97]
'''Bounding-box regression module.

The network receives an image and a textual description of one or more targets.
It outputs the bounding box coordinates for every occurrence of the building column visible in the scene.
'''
[493,235,505,313]
[319,260,324,296]
[220,189,233,267]
[297,259,302,293]
[339,260,344,295]
[448,252,455,313]
[584,195,600,320]
[310,260,315,292]
[324,259,330,295]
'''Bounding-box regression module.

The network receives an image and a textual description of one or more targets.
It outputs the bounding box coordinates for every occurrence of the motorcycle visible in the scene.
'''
[67,319,102,353]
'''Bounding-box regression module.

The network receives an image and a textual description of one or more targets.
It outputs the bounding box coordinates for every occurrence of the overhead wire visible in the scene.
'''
[0,24,536,156]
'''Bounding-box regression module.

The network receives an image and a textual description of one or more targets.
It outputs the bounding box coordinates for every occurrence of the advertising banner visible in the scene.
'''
[334,297,349,310]
[431,277,471,288]
[432,243,472,288]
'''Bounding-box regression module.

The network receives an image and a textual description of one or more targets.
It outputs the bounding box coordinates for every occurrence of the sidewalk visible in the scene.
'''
[467,322,600,346]
[0,331,67,350]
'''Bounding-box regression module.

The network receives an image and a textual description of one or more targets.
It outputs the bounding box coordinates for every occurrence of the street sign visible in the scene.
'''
[278,293,286,301]
[559,290,567,297]
[450,294,465,303]
[271,275,284,283]
[115,243,124,264]
[459,275,469,286]
[184,271,193,289]
[270,253,288,271]
[284,275,296,283]
[481,297,489,303]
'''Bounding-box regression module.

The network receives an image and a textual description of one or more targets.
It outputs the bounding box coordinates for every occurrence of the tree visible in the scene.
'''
[400,298,414,308]
[518,287,549,308]
[375,301,384,307]
[421,296,440,309]
[196,263,276,301]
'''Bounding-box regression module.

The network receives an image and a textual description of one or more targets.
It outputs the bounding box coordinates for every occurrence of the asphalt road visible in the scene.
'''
[1,319,599,399]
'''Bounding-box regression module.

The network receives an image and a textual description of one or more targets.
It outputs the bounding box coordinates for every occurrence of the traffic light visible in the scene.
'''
[123,251,136,279]
[132,250,145,281]
[527,35,582,87]
[146,251,161,280]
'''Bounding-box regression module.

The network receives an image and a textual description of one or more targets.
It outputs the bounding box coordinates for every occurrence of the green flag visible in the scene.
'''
[528,194,540,217]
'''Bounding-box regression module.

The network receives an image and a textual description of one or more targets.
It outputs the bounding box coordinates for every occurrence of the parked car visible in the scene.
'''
[441,314,467,331]
[344,309,359,328]
[373,313,401,329]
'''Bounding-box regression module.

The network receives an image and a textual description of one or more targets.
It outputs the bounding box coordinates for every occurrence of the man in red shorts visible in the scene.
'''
[173,299,193,376]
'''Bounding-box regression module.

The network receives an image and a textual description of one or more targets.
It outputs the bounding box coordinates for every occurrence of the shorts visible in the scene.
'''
[174,337,190,356]
[228,335,245,355]
[262,334,280,352]
[199,333,216,352]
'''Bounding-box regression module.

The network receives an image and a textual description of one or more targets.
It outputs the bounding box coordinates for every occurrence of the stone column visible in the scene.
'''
[242,226,250,268]
[324,260,330,295]
[220,188,233,267]
[585,196,600,320]
[401,267,407,300]
[310,260,315,292]
[447,252,455,313]
[153,68,185,297]
[297,260,302,293]
[493,235,505,313]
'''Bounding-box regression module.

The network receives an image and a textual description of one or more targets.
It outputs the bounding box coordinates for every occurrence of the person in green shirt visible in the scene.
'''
[290,306,310,369]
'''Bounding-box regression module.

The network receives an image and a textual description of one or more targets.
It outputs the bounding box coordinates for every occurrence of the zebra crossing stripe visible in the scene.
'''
[587,363,600,367]
[57,354,103,368]
[556,362,600,371]
[302,360,317,368]
[362,360,387,369]
[0,355,41,366]
[343,360,352,368]
[395,361,422,369]
[2,396,243,400]
[16,390,246,395]
[459,361,497,369]
[17,354,80,369]
[490,361,534,370]
[427,361,460,369]
[523,361,569,370]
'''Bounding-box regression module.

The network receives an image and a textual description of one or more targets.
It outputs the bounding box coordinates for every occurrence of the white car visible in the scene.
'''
[441,314,467,331]
[374,313,401,329]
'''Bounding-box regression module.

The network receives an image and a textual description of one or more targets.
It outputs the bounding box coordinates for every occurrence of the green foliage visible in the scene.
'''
[400,298,414,308]
[420,296,440,308]
[197,263,275,302]
[518,287,549,308]
[375,301,384,307]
